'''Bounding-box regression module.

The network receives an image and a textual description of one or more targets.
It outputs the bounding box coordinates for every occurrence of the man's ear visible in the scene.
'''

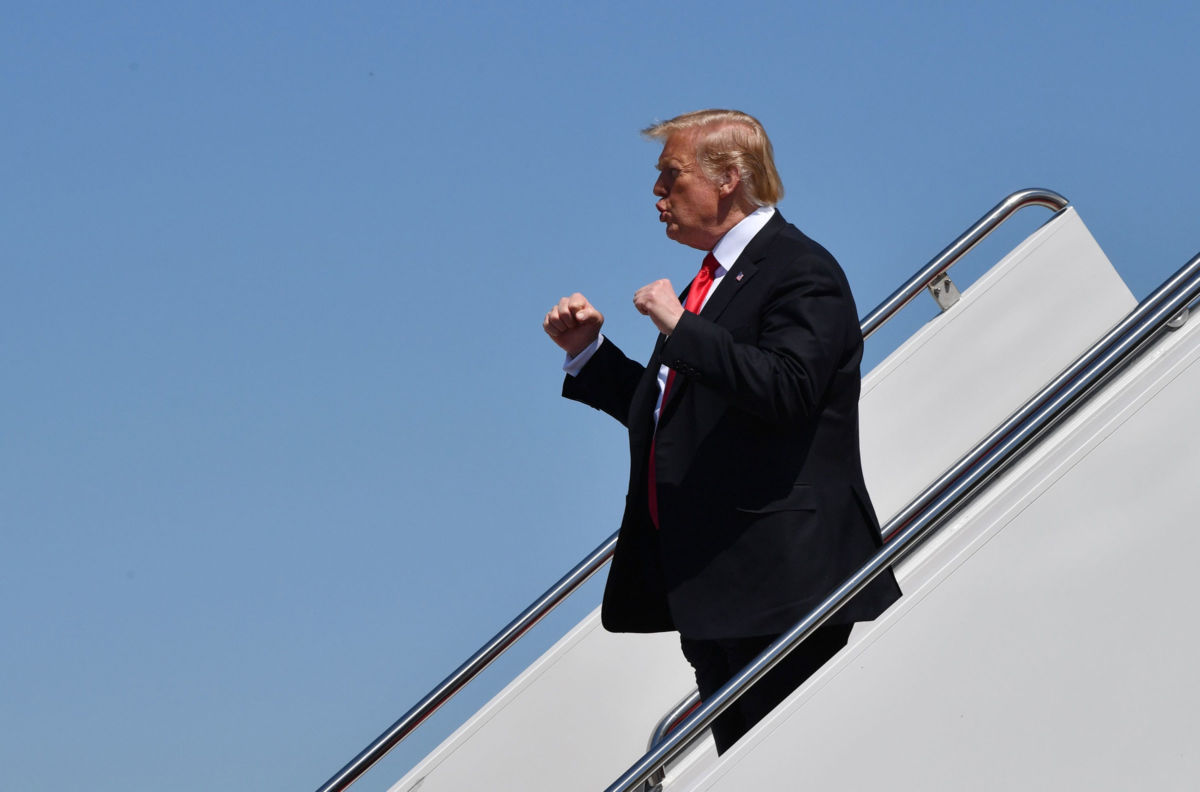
[718,166,741,198]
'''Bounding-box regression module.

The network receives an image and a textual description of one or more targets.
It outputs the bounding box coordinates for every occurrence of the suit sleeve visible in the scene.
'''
[660,255,856,427]
[561,338,647,428]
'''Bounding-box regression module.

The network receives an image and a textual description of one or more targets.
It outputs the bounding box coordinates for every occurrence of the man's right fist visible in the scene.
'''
[543,293,604,357]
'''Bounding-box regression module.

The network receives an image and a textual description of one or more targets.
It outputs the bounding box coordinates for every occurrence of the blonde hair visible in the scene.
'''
[642,109,784,207]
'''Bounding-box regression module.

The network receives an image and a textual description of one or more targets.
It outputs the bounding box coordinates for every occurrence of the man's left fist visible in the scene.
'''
[633,279,684,334]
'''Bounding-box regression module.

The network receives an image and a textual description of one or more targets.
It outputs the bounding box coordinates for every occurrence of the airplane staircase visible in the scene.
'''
[313,190,1200,791]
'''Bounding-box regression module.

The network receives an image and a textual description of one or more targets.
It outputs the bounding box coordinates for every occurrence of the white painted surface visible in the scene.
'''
[859,207,1135,522]
[687,286,1200,792]
[386,207,1145,792]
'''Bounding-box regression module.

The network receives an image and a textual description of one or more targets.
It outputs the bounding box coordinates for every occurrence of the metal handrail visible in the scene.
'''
[604,251,1200,792]
[860,188,1069,339]
[314,537,617,792]
[314,188,1069,792]
[647,690,702,752]
[643,690,703,791]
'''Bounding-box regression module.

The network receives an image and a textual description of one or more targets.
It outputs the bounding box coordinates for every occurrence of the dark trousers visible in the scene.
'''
[679,623,853,754]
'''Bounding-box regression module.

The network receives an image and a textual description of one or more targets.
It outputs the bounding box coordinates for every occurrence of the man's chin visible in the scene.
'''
[665,228,708,251]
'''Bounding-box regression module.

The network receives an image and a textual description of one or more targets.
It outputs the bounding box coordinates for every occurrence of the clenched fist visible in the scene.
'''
[633,279,685,334]
[543,292,604,357]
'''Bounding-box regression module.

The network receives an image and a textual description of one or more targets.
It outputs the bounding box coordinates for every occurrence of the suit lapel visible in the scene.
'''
[698,259,758,321]
[699,211,785,321]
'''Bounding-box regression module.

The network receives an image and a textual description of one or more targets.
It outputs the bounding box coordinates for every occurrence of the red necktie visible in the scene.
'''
[648,252,720,529]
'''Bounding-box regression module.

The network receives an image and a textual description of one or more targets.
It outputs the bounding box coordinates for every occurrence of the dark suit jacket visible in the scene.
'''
[564,212,900,640]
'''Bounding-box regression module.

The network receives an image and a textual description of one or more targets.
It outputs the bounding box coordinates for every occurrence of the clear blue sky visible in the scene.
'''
[4,2,1197,790]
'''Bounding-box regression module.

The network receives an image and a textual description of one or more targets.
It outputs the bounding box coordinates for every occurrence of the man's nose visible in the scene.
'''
[653,175,667,197]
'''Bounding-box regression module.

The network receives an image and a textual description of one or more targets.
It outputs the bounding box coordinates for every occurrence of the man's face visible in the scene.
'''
[653,130,724,251]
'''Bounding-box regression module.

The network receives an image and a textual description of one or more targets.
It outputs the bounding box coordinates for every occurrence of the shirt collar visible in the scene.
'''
[710,206,775,273]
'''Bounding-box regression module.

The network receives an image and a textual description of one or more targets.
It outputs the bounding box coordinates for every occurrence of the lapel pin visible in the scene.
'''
[735,271,744,282]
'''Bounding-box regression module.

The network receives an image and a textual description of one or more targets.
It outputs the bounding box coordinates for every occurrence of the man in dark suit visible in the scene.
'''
[543,109,900,754]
